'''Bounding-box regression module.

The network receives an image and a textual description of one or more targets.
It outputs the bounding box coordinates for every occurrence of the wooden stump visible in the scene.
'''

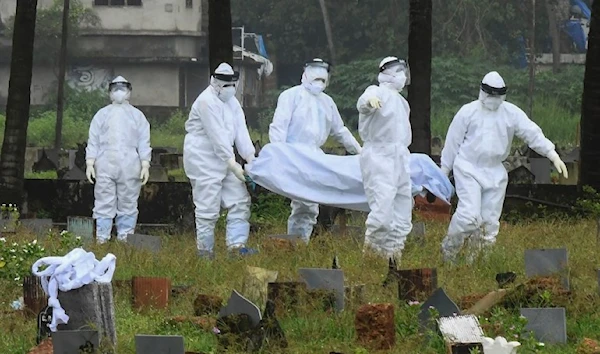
[23,275,47,318]
[355,303,395,350]
[397,268,438,302]
[132,276,171,311]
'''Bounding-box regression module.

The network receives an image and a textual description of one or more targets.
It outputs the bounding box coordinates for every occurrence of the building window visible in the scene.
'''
[186,0,193,9]
[94,0,142,6]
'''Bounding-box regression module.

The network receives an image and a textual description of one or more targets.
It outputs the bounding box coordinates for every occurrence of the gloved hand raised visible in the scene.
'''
[548,151,569,179]
[368,97,382,109]
[227,158,246,182]
[86,159,96,184]
[140,160,150,185]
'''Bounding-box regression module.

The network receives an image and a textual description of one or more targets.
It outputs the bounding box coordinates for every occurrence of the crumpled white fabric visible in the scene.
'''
[31,248,117,332]
[245,143,454,212]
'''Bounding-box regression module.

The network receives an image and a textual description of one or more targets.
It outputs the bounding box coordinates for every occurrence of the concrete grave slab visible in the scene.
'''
[52,330,99,354]
[19,219,53,239]
[418,288,460,329]
[520,307,567,344]
[218,289,262,327]
[298,268,345,312]
[66,216,95,243]
[135,334,185,354]
[408,221,426,245]
[529,158,552,184]
[127,234,162,253]
[524,248,570,290]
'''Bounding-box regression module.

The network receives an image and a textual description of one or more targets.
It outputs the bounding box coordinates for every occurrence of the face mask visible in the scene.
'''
[306,80,326,95]
[390,72,407,91]
[110,89,129,104]
[217,86,236,102]
[480,95,505,111]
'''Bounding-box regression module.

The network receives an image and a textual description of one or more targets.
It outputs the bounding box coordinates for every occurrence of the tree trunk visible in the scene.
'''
[208,0,233,74]
[545,0,562,72]
[579,0,600,190]
[0,0,38,206]
[318,0,336,65]
[407,0,432,155]
[55,0,70,150]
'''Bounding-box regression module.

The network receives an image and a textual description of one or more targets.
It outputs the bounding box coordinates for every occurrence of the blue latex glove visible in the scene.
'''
[245,175,256,192]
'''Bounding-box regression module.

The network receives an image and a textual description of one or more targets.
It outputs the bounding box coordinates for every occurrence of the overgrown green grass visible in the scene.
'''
[1,218,599,353]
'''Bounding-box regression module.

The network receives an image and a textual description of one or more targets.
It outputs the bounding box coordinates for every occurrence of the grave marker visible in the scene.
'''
[20,219,53,239]
[418,288,460,329]
[52,330,99,354]
[529,158,552,184]
[66,216,96,243]
[218,290,262,327]
[520,307,567,344]
[60,166,87,181]
[135,335,185,354]
[23,275,47,318]
[127,234,162,253]
[408,221,426,245]
[132,276,171,311]
[437,315,485,354]
[524,248,570,290]
[298,268,345,312]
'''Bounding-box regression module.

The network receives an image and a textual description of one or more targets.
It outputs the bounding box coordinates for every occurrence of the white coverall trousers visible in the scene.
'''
[360,143,413,258]
[93,148,142,242]
[183,135,251,252]
[441,157,508,262]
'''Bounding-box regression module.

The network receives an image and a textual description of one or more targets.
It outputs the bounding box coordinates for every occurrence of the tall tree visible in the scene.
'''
[579,0,600,191]
[208,0,233,74]
[407,0,433,154]
[0,0,38,206]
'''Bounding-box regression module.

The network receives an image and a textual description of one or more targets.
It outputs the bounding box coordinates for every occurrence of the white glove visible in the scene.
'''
[227,158,246,182]
[86,159,95,184]
[245,154,256,165]
[441,166,451,177]
[140,160,150,185]
[548,151,568,179]
[368,97,382,109]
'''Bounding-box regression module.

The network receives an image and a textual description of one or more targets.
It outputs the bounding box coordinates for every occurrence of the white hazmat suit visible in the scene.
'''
[85,76,151,244]
[440,71,568,263]
[183,63,257,258]
[268,58,362,242]
[356,56,413,260]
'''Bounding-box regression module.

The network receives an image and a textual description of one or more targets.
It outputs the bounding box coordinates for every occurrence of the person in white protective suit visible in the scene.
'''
[356,56,413,261]
[183,62,258,259]
[440,71,569,263]
[85,76,152,244]
[268,58,363,243]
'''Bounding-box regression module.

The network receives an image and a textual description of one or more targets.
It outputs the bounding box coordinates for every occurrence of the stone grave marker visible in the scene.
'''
[52,330,99,354]
[218,290,262,327]
[127,234,162,253]
[57,282,117,347]
[418,288,460,329]
[529,158,552,184]
[66,216,96,243]
[298,268,345,312]
[60,166,87,181]
[135,335,185,354]
[520,307,567,344]
[20,219,53,239]
[148,162,169,182]
[437,315,485,354]
[36,305,53,344]
[408,221,426,245]
[524,248,570,290]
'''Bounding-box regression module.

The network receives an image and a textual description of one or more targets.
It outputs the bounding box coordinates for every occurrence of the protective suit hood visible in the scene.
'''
[478,71,507,111]
[109,75,132,104]
[301,66,329,95]
[377,56,410,92]
[210,62,240,103]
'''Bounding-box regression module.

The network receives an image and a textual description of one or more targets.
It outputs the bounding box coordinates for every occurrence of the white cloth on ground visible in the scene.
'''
[245,143,454,212]
[31,248,117,332]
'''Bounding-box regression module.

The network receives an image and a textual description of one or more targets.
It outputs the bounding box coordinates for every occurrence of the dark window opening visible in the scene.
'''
[186,0,193,9]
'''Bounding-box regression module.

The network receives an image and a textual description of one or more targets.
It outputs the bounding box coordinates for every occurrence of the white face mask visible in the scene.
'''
[390,72,407,91]
[218,86,236,102]
[479,91,505,111]
[306,80,326,95]
[110,90,129,104]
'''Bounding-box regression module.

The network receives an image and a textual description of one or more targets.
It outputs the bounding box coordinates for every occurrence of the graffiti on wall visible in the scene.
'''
[67,66,114,92]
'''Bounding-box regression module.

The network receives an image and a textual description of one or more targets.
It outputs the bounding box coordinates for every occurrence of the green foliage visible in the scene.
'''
[479,308,547,351]
[0,238,45,286]
[575,186,600,217]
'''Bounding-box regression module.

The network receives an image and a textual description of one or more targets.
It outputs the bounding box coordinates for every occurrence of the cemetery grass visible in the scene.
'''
[1,219,600,353]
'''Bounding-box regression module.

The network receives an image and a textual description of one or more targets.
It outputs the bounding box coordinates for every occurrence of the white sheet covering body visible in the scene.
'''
[245,143,454,212]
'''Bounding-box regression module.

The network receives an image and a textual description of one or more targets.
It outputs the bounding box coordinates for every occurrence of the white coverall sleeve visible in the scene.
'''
[513,108,556,158]
[356,86,380,115]
[440,108,469,173]
[330,101,362,153]
[233,101,256,159]
[85,112,101,160]
[268,92,293,143]
[195,99,234,162]
[136,113,152,162]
